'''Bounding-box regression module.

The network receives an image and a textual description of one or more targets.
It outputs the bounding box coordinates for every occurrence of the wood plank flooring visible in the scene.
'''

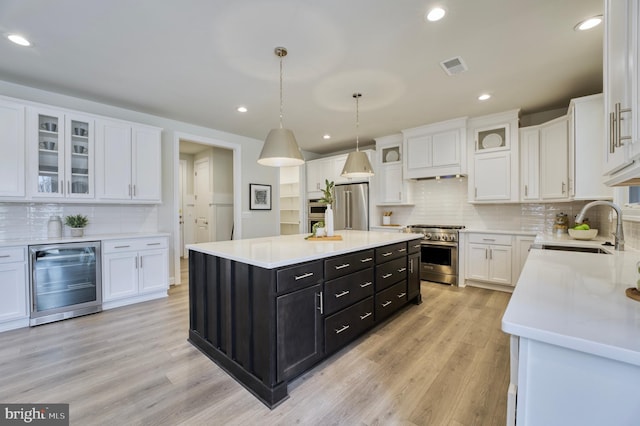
[0,260,511,425]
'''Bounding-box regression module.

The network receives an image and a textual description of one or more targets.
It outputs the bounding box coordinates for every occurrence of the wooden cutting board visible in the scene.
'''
[626,288,640,302]
[305,235,343,241]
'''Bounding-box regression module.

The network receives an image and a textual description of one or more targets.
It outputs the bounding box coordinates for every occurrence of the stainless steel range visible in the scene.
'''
[407,225,465,286]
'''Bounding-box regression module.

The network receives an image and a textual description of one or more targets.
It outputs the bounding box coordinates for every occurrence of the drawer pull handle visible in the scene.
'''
[381,301,392,308]
[397,267,407,273]
[317,291,323,314]
[0,255,11,258]
[334,263,350,270]
[382,252,393,257]
[413,244,421,249]
[360,312,372,320]
[335,290,350,298]
[360,281,372,288]
[398,248,406,252]
[295,272,314,280]
[397,292,406,298]
[146,242,161,246]
[114,245,131,249]
[482,238,495,242]
[360,257,373,263]
[382,273,393,279]
[335,325,350,334]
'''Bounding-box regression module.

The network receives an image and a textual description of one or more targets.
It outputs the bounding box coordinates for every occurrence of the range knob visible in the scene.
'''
[424,233,432,240]
[445,234,454,242]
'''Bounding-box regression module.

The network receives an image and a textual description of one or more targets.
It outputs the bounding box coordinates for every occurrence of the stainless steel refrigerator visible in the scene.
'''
[333,182,369,230]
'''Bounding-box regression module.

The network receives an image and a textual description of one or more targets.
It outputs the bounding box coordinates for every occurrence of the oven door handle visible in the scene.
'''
[420,241,457,248]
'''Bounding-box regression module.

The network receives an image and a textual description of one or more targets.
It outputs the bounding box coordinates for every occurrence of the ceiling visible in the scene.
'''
[0,0,603,155]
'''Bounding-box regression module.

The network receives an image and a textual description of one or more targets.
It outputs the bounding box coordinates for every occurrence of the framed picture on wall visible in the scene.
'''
[250,184,272,210]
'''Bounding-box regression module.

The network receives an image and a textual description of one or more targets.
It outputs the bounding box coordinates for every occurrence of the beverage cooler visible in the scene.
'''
[29,241,102,326]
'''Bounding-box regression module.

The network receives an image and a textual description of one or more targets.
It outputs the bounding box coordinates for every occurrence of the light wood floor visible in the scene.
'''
[0,260,511,425]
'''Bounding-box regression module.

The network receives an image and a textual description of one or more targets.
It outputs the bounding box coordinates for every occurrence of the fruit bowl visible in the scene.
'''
[568,228,598,240]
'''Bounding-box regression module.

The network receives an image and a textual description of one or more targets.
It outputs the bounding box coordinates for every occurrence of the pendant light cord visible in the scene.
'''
[279,51,284,129]
[354,93,362,151]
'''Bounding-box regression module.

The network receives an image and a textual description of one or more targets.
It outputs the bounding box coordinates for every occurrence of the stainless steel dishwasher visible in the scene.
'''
[29,241,102,326]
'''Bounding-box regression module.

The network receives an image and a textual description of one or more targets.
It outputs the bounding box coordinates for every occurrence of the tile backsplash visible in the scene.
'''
[0,203,158,241]
[376,177,621,241]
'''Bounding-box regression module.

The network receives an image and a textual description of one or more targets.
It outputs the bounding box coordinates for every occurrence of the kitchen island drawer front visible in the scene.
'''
[376,257,407,291]
[0,247,25,264]
[276,260,323,293]
[324,268,374,315]
[375,281,407,322]
[325,249,374,281]
[408,239,422,254]
[325,296,374,354]
[467,233,512,246]
[375,242,408,263]
[103,237,167,253]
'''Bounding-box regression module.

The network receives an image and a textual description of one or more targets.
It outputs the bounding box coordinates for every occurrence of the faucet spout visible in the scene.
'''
[576,201,624,251]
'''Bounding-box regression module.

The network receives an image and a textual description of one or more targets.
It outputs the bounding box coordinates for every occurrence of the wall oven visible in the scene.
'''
[407,225,464,286]
[308,199,325,233]
[29,241,102,326]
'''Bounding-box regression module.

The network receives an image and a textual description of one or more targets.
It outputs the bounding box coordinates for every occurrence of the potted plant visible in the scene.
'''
[65,214,89,237]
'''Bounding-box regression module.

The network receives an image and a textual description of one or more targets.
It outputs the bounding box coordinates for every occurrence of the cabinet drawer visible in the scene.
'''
[467,233,512,246]
[0,247,25,264]
[375,281,407,322]
[277,260,323,293]
[325,249,374,281]
[324,268,374,315]
[325,296,374,354]
[375,242,408,263]
[103,237,167,253]
[376,256,407,291]
[408,239,422,254]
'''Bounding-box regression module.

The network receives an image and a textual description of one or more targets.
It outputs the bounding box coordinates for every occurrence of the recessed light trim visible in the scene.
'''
[236,106,248,113]
[323,134,331,140]
[425,7,446,22]
[8,34,31,47]
[574,15,602,31]
[478,93,491,101]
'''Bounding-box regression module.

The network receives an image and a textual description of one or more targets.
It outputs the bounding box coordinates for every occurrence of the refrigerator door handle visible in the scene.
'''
[346,190,352,229]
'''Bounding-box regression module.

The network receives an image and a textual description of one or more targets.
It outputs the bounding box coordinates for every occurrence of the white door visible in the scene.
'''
[194,158,212,243]
[488,245,512,285]
[540,118,569,200]
[139,249,168,294]
[473,152,510,201]
[179,160,186,257]
[0,99,25,197]
[466,243,489,281]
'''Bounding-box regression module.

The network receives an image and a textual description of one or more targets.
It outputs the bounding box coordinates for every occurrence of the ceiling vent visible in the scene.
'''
[440,56,468,76]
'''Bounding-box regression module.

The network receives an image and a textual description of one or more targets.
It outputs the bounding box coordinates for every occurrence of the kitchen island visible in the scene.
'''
[502,247,640,425]
[187,230,423,407]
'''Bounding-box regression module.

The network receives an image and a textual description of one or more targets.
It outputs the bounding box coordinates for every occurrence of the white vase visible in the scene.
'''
[325,204,334,237]
[71,227,84,237]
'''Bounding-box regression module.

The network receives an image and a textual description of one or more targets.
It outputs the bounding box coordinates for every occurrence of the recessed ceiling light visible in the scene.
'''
[323,134,331,140]
[478,93,491,101]
[236,106,247,113]
[574,15,603,31]
[7,34,31,47]
[425,7,446,22]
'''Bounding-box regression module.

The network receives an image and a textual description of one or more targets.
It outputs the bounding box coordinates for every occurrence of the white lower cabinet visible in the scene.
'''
[102,237,168,308]
[466,233,513,286]
[0,246,28,331]
[515,235,536,282]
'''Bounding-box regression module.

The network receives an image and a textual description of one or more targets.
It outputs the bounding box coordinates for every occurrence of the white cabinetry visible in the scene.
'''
[305,150,373,199]
[520,127,540,200]
[468,110,520,203]
[95,119,162,202]
[0,246,28,332]
[0,98,25,198]
[375,133,412,205]
[514,235,535,283]
[102,237,168,309]
[539,116,569,200]
[402,117,467,179]
[603,0,640,184]
[466,233,513,286]
[27,107,95,199]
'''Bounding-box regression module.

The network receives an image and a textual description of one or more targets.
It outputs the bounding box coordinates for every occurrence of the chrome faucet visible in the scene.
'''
[575,201,624,251]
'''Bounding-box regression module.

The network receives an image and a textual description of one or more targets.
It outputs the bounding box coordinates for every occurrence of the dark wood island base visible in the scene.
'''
[188,237,422,408]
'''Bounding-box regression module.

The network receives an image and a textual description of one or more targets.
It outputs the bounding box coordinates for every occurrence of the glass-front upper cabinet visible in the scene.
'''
[28,108,94,199]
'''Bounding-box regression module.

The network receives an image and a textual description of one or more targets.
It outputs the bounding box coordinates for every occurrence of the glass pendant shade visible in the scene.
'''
[341,150,374,178]
[258,128,304,167]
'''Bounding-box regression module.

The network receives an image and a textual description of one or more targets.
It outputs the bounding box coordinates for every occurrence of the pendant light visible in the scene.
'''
[258,47,305,167]
[341,93,374,178]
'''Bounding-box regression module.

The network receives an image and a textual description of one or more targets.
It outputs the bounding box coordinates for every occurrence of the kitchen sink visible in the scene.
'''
[537,245,611,254]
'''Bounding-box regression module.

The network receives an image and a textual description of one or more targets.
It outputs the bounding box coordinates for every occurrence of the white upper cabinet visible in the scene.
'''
[305,150,373,199]
[375,133,412,205]
[520,127,540,200]
[0,98,25,198]
[402,117,467,179]
[473,151,511,201]
[603,0,640,184]
[539,116,569,200]
[95,118,162,203]
[27,107,95,200]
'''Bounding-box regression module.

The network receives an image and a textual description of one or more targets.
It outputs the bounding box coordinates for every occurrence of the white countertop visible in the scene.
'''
[460,228,537,236]
[187,230,423,269]
[533,232,615,251]
[502,247,640,366]
[0,233,170,248]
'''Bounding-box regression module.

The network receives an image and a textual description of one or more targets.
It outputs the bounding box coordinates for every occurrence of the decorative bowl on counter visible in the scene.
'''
[568,228,598,240]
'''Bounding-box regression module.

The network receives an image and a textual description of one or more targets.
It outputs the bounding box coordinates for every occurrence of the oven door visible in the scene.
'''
[420,242,458,275]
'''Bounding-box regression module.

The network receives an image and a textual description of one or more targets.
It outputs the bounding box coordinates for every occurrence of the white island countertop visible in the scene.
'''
[187,230,423,269]
[502,247,640,366]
